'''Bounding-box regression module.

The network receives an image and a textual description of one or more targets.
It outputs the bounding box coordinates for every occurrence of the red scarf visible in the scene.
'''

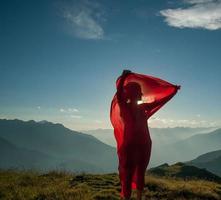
[110,72,179,197]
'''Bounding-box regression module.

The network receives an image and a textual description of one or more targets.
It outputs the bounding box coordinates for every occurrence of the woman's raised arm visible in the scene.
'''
[116,70,131,106]
[141,85,180,111]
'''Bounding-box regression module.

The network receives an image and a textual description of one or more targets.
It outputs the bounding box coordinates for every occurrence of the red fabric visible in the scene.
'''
[110,72,179,198]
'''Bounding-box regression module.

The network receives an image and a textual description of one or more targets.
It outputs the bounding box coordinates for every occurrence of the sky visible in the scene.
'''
[1,0,221,131]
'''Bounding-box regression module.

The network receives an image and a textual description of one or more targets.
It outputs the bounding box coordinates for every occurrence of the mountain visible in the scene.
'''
[149,162,221,183]
[188,149,221,177]
[84,129,116,146]
[0,136,55,170]
[1,118,220,172]
[151,128,221,166]
[84,127,214,147]
[84,127,219,167]
[37,120,50,124]
[0,119,117,172]
[149,127,216,146]
[0,135,105,172]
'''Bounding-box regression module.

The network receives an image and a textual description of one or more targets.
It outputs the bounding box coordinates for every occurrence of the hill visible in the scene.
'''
[0,170,220,200]
[0,119,117,172]
[149,162,221,184]
[188,149,221,177]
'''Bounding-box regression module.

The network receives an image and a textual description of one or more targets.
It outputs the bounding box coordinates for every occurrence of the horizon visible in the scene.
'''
[0,118,219,133]
[1,0,221,130]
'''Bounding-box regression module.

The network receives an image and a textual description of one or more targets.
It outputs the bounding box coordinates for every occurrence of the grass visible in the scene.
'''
[0,170,221,200]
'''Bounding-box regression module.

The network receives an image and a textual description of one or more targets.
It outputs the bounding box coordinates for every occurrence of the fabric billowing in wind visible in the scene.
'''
[110,72,179,198]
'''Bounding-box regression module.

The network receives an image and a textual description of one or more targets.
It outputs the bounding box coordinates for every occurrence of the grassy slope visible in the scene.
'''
[0,170,221,200]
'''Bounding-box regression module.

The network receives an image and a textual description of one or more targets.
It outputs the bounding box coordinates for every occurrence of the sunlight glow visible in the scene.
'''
[137,100,143,104]
[143,96,155,103]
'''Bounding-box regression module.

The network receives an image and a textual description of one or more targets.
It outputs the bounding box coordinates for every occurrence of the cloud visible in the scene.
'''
[184,0,215,4]
[37,106,41,109]
[60,108,65,112]
[60,108,79,113]
[60,0,105,39]
[68,108,79,112]
[149,117,217,127]
[95,119,102,124]
[70,115,82,119]
[160,0,221,30]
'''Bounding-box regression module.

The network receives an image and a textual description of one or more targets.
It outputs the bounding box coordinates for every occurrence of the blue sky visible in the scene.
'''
[1,0,221,130]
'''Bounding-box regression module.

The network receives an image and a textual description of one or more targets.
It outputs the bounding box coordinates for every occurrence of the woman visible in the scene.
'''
[110,70,180,200]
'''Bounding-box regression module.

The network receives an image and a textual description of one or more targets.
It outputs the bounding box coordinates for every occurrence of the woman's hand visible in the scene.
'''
[121,69,132,76]
[176,85,181,90]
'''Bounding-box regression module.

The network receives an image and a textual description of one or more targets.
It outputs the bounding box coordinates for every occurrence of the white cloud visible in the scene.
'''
[61,0,105,39]
[60,108,79,113]
[70,115,82,119]
[60,108,65,112]
[68,108,79,112]
[184,0,215,4]
[149,117,217,127]
[95,119,102,124]
[37,106,41,109]
[160,0,221,30]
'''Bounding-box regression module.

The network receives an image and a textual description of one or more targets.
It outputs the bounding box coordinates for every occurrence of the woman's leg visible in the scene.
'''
[119,145,136,200]
[120,168,134,199]
[136,189,142,200]
[120,197,130,200]
[136,143,151,200]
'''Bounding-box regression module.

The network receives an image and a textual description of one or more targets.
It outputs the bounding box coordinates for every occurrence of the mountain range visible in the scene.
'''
[84,127,221,167]
[0,119,117,173]
[84,127,215,147]
[152,128,221,166]
[1,119,221,176]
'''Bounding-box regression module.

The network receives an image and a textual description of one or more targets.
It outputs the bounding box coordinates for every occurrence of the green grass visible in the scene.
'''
[0,170,221,200]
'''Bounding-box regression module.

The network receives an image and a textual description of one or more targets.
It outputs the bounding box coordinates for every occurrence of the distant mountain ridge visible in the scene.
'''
[84,127,221,167]
[150,128,221,166]
[0,119,117,172]
[188,149,221,177]
[84,127,216,147]
[1,119,220,173]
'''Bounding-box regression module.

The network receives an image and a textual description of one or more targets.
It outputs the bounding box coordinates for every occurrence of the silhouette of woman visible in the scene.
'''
[110,70,180,200]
